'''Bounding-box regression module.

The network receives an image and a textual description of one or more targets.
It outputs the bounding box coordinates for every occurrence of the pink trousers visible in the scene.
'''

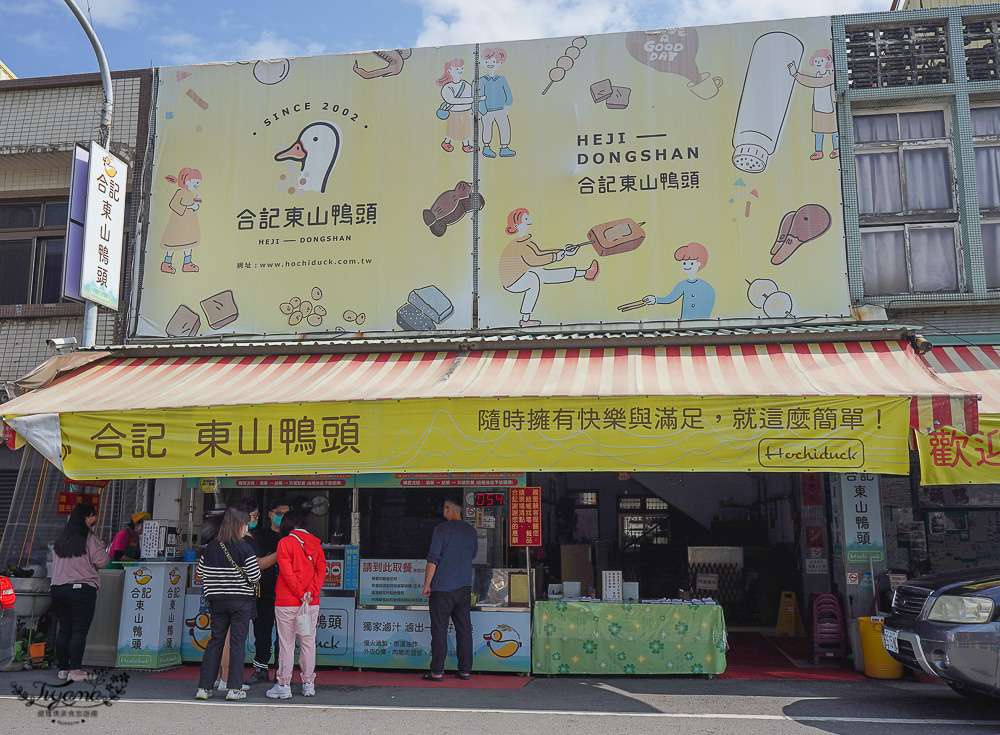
[274,604,319,686]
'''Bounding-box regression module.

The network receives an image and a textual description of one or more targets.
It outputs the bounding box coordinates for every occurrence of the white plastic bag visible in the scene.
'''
[296,601,311,637]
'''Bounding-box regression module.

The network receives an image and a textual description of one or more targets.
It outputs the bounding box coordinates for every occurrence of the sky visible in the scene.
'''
[1,0,891,79]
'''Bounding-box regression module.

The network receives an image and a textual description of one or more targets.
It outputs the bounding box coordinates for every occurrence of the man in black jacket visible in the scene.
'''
[246,499,289,684]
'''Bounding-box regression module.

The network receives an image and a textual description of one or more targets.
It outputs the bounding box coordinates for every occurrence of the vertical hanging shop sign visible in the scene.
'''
[509,486,542,546]
[80,141,127,310]
[838,473,884,563]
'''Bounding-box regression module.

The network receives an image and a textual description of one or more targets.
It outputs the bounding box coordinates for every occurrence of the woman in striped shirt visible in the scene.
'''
[195,507,261,701]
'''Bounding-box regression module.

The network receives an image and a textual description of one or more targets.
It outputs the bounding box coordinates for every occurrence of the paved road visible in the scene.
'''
[2,668,999,734]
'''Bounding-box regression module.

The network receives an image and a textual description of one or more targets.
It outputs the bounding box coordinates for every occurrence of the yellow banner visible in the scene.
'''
[137,16,847,338]
[917,415,1000,485]
[57,395,911,479]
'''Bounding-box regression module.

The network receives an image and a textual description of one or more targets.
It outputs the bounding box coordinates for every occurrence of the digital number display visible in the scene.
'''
[475,492,505,507]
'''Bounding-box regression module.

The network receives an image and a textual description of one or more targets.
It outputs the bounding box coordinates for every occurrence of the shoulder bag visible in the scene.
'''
[288,532,317,636]
[219,542,261,619]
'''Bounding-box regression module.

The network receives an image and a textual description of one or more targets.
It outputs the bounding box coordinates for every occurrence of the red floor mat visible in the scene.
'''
[718,665,865,681]
[769,635,812,662]
[148,665,531,689]
[719,632,864,681]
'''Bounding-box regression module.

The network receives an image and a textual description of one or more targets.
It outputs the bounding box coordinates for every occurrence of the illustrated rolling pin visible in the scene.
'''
[562,218,646,257]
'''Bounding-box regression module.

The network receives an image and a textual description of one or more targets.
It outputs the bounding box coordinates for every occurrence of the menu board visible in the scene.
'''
[359,559,426,606]
[509,486,542,547]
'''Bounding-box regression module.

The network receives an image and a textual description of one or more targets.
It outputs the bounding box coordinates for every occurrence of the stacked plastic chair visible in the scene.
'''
[812,593,846,665]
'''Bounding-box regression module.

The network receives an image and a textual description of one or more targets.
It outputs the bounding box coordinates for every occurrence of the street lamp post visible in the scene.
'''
[63,0,114,348]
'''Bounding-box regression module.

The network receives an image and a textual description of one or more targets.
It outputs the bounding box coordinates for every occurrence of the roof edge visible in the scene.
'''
[99,326,917,358]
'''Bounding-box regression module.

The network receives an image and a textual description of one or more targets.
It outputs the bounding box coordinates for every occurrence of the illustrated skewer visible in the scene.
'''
[618,300,646,312]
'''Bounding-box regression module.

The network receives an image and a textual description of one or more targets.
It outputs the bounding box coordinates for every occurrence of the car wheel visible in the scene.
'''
[946,681,995,702]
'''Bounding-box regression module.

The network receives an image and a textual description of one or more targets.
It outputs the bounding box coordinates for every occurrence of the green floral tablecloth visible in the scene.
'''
[532,601,727,675]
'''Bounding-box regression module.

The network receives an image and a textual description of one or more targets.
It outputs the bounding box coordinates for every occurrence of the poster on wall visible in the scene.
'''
[137,16,847,338]
[510,486,542,546]
[359,559,427,606]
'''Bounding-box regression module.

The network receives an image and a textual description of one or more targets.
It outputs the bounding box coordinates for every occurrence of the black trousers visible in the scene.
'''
[198,597,253,689]
[428,586,473,675]
[252,597,278,669]
[51,583,98,671]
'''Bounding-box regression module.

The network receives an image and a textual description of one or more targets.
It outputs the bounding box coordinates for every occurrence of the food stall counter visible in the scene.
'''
[355,604,530,673]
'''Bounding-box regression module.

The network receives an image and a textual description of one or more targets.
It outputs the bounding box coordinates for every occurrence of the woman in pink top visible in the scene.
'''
[50,503,110,682]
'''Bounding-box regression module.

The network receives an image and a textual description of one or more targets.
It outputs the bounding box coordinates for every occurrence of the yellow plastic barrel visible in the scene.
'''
[857,617,903,679]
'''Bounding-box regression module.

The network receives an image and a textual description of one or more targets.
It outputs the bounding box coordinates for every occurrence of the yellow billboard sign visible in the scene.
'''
[476,18,847,329]
[57,395,910,479]
[136,16,847,338]
[916,415,1000,485]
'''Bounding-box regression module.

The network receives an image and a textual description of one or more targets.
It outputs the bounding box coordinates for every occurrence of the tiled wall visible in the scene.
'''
[0,312,116,384]
[0,165,71,194]
[0,77,142,160]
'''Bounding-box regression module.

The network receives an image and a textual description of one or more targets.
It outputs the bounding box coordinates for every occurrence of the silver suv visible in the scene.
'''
[882,566,1000,700]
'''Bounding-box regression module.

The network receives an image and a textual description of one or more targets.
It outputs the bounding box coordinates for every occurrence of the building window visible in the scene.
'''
[972,105,1000,288]
[617,496,669,551]
[853,109,962,296]
[0,200,68,305]
[845,23,950,89]
[861,225,961,295]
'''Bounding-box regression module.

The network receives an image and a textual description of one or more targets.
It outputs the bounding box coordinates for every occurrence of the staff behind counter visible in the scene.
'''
[109,512,151,564]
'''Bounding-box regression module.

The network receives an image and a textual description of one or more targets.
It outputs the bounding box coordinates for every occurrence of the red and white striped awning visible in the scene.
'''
[920,345,1000,415]
[1,341,978,434]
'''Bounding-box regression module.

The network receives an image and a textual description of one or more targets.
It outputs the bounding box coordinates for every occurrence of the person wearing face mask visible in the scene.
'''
[194,506,261,701]
[246,499,288,684]
[205,499,279,691]
[267,512,325,700]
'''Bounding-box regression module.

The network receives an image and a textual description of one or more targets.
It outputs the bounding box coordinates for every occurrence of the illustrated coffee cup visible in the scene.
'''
[689,71,724,100]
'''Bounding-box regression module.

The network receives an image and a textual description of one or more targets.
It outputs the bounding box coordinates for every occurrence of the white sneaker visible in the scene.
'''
[266,683,292,700]
[225,688,247,701]
[216,679,226,691]
[57,670,69,680]
[301,682,315,697]
[195,688,212,700]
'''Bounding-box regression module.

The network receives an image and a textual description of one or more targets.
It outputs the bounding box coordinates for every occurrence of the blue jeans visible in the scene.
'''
[51,583,98,671]
[428,586,472,675]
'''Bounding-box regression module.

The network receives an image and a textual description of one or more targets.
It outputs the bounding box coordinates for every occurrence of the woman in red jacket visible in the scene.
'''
[266,512,326,699]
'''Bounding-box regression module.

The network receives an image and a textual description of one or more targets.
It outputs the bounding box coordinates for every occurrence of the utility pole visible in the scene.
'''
[63,0,114,348]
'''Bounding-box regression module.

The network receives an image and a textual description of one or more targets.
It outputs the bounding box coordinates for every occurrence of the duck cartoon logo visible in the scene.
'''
[274,121,341,194]
[102,155,118,179]
[185,612,212,652]
[483,624,522,659]
[169,567,181,586]
[132,567,153,586]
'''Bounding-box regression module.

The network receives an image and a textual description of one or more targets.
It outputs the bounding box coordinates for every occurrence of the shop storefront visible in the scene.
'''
[6,9,1000,678]
[0,336,980,673]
